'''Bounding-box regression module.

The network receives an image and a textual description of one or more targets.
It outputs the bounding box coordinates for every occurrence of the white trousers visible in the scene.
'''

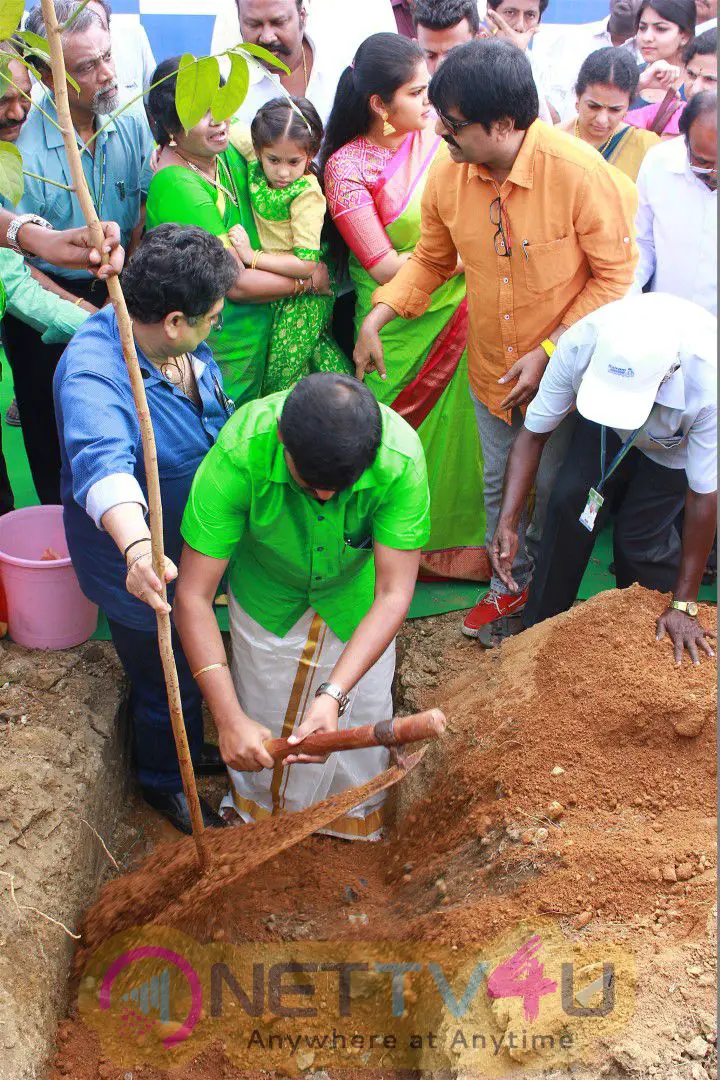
[221,595,395,841]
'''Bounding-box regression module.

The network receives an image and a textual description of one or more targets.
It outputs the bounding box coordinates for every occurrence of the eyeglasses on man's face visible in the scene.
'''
[436,108,475,136]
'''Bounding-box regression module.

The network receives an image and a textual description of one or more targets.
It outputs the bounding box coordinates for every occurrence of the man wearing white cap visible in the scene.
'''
[489,292,717,665]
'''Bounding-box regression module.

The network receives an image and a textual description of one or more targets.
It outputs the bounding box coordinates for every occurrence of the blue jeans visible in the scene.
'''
[108,619,204,792]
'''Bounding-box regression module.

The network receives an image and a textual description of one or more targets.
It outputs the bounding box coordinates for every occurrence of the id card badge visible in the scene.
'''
[579,487,604,532]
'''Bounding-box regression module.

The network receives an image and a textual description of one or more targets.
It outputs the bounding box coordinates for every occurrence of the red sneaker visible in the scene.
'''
[461,587,529,639]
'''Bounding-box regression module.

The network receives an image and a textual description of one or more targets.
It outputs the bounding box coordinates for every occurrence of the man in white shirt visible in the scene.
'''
[489,292,717,665]
[211,0,346,126]
[532,0,642,121]
[634,91,717,315]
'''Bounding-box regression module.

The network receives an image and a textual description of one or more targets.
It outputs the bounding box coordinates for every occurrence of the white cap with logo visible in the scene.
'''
[576,294,682,432]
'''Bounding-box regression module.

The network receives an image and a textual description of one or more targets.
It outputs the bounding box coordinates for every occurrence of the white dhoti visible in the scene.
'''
[221,594,395,841]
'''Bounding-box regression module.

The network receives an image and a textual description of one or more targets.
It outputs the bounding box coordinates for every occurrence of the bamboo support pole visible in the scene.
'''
[40,0,208,868]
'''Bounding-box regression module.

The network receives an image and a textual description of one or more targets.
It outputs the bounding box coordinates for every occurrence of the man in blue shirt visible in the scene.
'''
[55,225,237,835]
[2,0,153,505]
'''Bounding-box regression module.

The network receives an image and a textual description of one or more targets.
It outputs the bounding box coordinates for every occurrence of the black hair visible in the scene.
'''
[320,33,424,176]
[679,88,717,136]
[429,38,539,132]
[251,96,323,162]
[279,373,382,492]
[684,26,718,63]
[636,0,696,35]
[146,56,228,145]
[575,46,641,98]
[146,56,182,147]
[122,225,238,325]
[487,0,549,13]
[412,0,480,35]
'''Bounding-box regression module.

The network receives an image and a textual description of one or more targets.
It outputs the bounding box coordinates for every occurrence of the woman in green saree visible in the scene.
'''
[323,34,487,581]
[145,58,332,407]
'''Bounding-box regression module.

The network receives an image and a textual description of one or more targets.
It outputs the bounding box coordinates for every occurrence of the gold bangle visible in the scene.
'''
[251,251,261,271]
[74,296,85,307]
[192,661,229,680]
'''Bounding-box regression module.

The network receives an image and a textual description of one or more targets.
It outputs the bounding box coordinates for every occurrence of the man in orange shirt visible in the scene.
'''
[355,38,638,646]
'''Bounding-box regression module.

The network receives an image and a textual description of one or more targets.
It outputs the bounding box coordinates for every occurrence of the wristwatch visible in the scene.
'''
[315,681,350,716]
[6,213,53,256]
[671,600,699,618]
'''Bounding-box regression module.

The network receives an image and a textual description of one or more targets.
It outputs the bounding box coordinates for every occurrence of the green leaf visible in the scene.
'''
[0,0,25,40]
[15,30,50,54]
[211,52,250,123]
[175,53,220,132]
[10,44,80,94]
[0,141,23,203]
[232,42,290,75]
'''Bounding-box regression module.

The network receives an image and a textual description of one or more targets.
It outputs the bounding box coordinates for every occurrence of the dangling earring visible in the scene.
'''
[381,111,396,138]
[168,135,177,147]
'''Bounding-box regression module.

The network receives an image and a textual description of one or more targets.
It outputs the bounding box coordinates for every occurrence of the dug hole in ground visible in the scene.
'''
[0,585,716,1080]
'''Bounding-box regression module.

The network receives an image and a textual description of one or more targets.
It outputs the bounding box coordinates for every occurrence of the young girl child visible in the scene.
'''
[228,97,351,395]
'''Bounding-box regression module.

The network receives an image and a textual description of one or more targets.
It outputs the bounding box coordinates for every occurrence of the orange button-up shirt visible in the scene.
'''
[374,120,639,422]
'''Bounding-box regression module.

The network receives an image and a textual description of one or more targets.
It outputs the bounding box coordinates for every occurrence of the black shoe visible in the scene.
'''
[196,741,226,777]
[140,787,228,834]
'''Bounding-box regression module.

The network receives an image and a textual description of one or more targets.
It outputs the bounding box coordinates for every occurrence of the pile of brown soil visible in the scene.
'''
[50,587,717,1080]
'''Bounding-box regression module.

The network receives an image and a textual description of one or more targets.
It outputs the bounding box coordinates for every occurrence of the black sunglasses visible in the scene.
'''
[436,108,475,136]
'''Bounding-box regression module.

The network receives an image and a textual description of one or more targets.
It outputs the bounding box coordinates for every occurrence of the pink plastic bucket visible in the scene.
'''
[0,506,98,649]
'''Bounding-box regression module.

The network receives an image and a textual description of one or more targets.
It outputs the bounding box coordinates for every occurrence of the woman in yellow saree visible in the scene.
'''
[322,34,487,582]
[562,47,660,182]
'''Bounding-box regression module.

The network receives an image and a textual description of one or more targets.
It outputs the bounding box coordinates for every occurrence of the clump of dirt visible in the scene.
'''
[50,587,717,1080]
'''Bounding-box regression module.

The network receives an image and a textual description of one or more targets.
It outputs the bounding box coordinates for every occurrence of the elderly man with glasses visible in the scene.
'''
[355,39,638,648]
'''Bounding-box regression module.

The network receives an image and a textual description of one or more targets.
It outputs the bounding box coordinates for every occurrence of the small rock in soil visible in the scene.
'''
[685,1035,710,1060]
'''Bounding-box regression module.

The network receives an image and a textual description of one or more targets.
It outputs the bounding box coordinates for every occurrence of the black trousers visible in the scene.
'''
[0,418,14,516]
[1,274,107,505]
[523,416,687,628]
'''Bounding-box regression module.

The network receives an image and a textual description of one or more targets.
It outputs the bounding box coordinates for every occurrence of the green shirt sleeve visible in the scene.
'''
[146,167,228,239]
[0,249,88,344]
[181,441,251,559]
[372,449,432,552]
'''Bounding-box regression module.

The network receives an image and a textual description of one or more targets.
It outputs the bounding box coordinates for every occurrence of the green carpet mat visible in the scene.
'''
[1,356,714,640]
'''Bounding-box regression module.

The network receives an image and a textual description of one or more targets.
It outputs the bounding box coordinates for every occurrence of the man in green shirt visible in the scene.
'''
[175,373,430,840]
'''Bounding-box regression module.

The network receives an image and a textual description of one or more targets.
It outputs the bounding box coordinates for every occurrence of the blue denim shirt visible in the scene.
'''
[7,94,154,280]
[54,307,232,631]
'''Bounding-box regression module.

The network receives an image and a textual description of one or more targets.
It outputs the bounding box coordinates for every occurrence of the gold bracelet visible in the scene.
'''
[251,251,261,271]
[74,296,85,307]
[192,661,229,680]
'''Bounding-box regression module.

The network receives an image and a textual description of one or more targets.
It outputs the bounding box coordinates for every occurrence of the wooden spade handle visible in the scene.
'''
[264,708,446,761]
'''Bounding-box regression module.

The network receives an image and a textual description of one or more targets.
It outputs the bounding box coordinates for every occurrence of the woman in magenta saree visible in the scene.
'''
[322,35,487,581]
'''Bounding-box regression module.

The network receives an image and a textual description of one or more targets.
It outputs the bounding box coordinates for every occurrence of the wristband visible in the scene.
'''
[124,537,151,560]
[540,338,556,360]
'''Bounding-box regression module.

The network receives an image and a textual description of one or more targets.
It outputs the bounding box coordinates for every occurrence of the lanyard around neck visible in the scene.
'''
[597,425,641,494]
